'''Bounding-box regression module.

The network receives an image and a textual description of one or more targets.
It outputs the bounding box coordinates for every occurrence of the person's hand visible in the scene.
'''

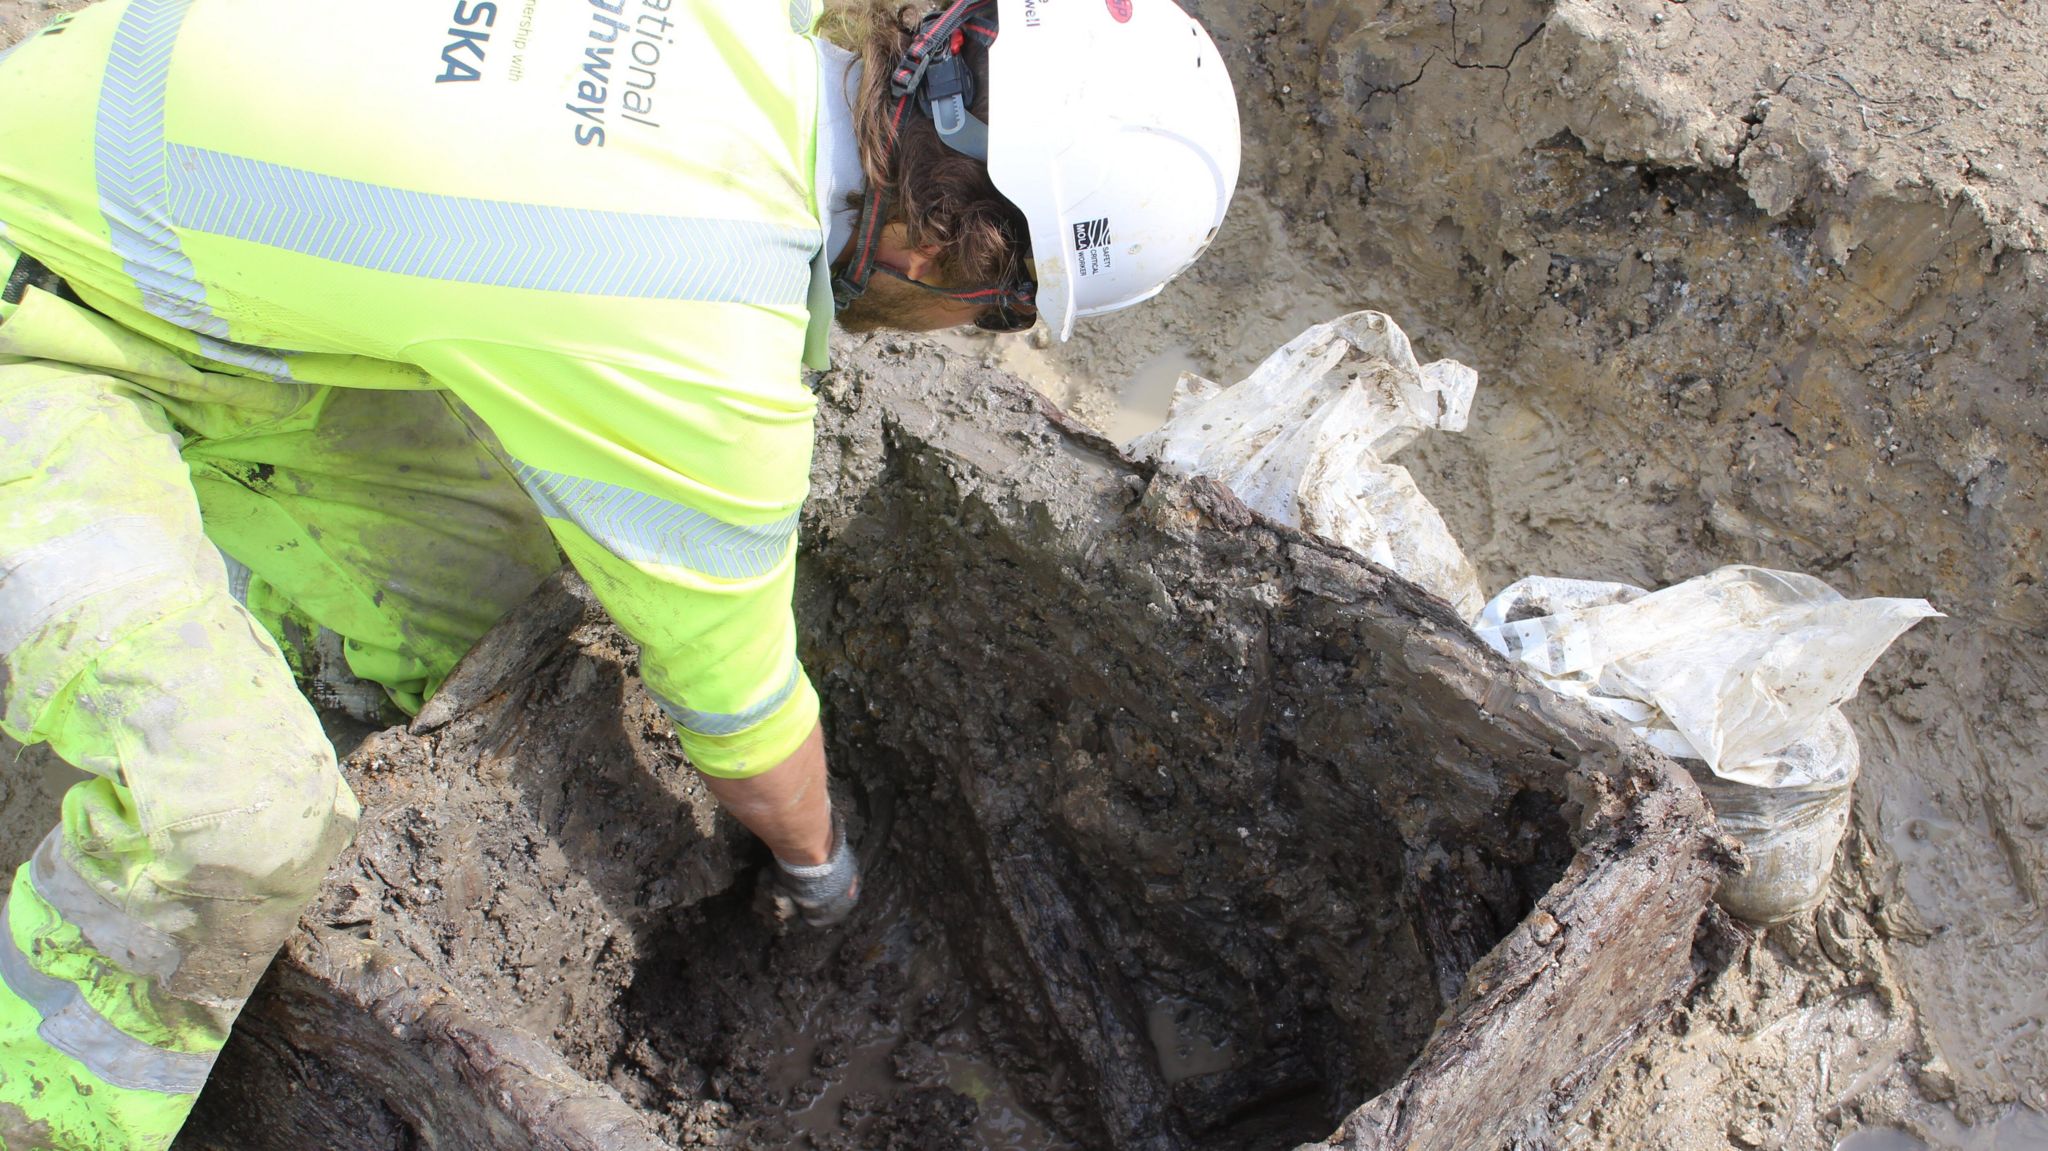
[774,814,860,927]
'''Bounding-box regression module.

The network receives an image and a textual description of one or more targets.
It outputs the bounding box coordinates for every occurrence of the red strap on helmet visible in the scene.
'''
[834,0,1031,323]
[890,0,996,96]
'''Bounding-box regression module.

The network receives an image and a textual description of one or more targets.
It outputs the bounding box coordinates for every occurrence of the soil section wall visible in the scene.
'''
[171,343,1723,1150]
[4,0,2037,1144]
[1005,0,2048,1143]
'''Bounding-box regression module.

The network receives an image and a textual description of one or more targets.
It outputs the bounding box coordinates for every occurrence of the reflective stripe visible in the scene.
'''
[29,832,183,984]
[513,461,799,579]
[0,517,185,657]
[94,0,292,380]
[652,662,801,736]
[166,145,818,304]
[216,547,253,606]
[0,895,216,1095]
[0,228,19,327]
[788,0,812,32]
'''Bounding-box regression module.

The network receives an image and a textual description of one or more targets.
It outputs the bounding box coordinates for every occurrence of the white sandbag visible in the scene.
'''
[1125,311,1483,617]
[1474,566,1939,780]
[1686,710,1860,923]
[1475,567,1938,923]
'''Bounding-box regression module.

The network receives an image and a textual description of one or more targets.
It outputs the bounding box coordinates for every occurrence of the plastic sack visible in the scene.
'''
[1125,311,1483,617]
[1475,566,1938,923]
[1473,566,1939,780]
[1687,710,1859,923]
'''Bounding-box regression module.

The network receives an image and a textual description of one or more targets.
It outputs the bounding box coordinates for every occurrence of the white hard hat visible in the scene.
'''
[983,0,1241,341]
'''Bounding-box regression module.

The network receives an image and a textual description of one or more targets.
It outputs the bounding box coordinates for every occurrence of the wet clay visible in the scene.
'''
[973,0,2048,1143]
[169,336,1722,1150]
[2,0,2041,1146]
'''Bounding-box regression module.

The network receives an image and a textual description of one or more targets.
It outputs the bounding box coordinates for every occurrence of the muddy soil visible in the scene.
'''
[966,0,2048,1145]
[170,340,1725,1151]
[0,0,64,48]
[5,0,2044,1148]
[170,568,1074,1151]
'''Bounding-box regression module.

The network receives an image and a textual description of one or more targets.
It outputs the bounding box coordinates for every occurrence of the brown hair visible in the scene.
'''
[818,0,1032,291]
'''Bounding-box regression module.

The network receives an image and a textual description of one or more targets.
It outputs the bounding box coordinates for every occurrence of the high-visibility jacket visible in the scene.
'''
[0,0,842,776]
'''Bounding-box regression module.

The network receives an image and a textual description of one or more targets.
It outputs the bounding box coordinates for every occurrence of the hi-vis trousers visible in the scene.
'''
[0,276,559,1148]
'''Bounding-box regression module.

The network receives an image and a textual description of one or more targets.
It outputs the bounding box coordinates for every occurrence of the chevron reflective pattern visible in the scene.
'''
[166,146,817,303]
[788,0,812,32]
[652,663,801,737]
[96,0,210,335]
[513,461,800,578]
[94,0,291,380]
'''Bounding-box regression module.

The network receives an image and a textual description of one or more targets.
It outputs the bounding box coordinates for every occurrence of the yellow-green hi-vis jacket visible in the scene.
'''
[0,0,841,776]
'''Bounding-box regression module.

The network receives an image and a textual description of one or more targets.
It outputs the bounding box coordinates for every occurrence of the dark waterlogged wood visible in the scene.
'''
[191,928,669,1151]
[802,337,1725,1148]
[178,334,1723,1151]
[1302,777,1726,1150]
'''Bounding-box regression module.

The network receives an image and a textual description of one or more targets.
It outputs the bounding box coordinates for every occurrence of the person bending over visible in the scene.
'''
[0,0,1237,1144]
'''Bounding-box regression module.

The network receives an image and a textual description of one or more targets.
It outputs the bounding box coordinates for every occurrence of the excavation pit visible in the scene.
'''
[0,0,2041,1142]
[176,340,1723,1151]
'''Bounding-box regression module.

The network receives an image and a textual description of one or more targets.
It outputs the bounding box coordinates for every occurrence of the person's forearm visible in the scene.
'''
[699,721,834,865]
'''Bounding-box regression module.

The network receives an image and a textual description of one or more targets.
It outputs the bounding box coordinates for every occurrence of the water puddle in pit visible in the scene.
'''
[1145,995,1236,1083]
[1835,1104,2048,1151]
[1838,1131,1935,1151]
[766,1031,1069,1151]
[938,1052,1072,1150]
[1102,343,1204,444]
[755,882,1078,1150]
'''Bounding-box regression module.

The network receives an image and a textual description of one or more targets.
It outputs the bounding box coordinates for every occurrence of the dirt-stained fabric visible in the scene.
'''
[0,284,558,1146]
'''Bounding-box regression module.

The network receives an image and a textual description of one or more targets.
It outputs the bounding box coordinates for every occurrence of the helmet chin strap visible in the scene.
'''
[917,30,990,161]
[870,265,1036,331]
[832,0,1022,318]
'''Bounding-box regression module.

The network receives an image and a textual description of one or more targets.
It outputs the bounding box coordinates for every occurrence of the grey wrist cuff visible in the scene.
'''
[775,816,855,904]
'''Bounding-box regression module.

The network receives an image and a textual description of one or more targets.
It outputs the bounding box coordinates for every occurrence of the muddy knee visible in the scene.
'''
[159,739,360,910]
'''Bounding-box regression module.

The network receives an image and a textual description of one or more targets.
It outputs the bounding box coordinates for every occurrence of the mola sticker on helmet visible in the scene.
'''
[985,0,1241,340]
[1072,216,1115,277]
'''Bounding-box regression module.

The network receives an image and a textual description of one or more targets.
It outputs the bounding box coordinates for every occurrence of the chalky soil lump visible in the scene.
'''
[0,0,2042,1149]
